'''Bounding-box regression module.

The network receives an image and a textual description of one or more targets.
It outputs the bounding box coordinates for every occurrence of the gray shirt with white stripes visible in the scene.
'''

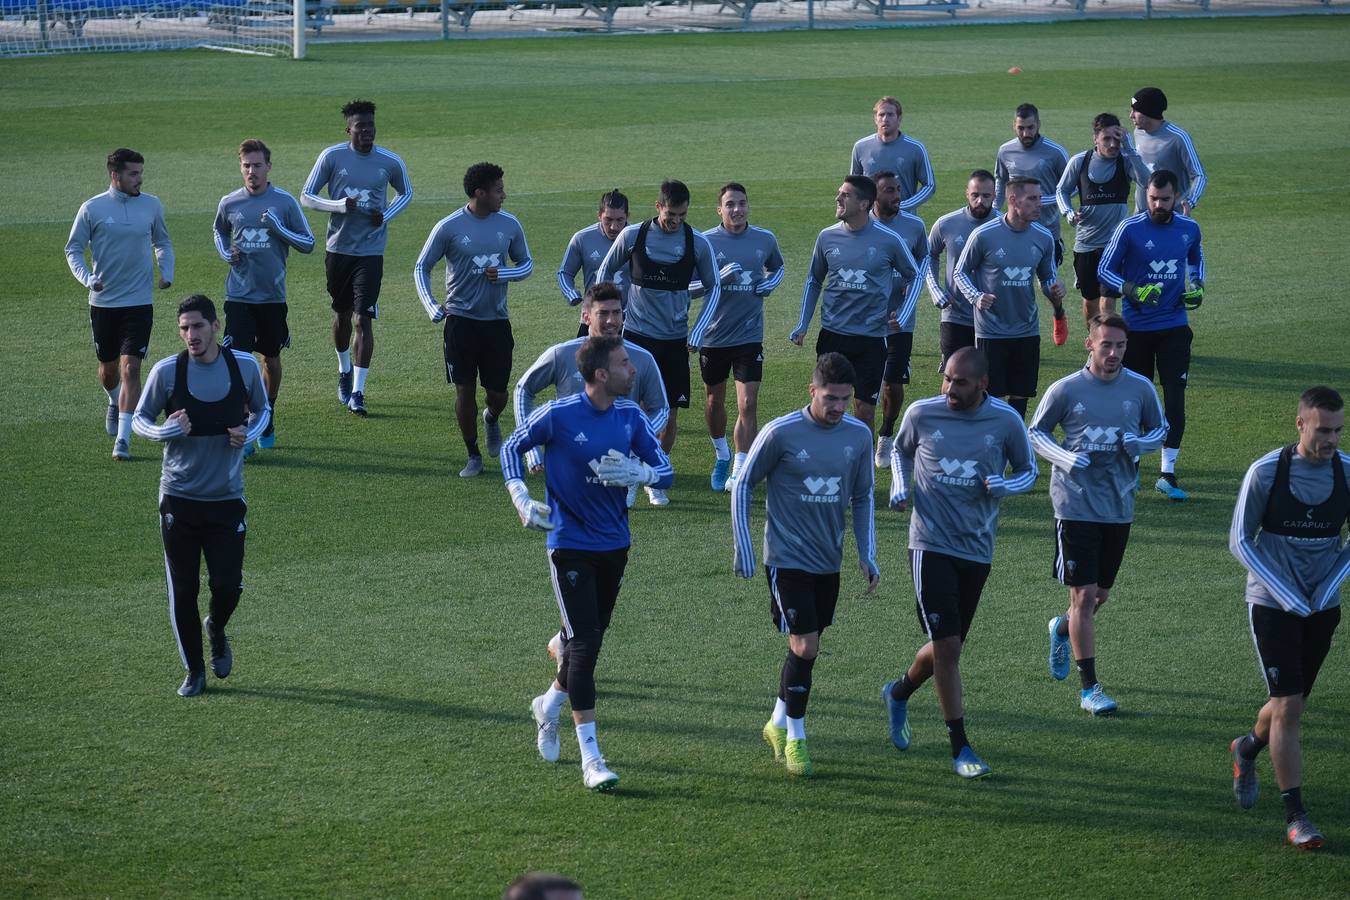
[850,133,935,211]
[597,221,721,345]
[557,223,628,317]
[1230,450,1350,616]
[133,350,271,502]
[692,224,785,348]
[1029,367,1168,524]
[301,143,412,257]
[733,408,877,576]
[414,206,532,321]
[213,184,316,304]
[1130,121,1206,212]
[793,220,918,340]
[994,135,1070,239]
[65,189,174,308]
[873,211,929,333]
[1056,147,1152,251]
[891,395,1038,564]
[954,216,1059,340]
[926,206,994,328]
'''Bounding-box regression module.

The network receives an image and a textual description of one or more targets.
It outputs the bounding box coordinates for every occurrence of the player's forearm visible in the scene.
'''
[154,243,175,284]
[272,218,316,253]
[1128,423,1170,455]
[497,258,533,283]
[413,255,444,319]
[792,281,821,337]
[687,282,720,348]
[213,227,234,264]
[1312,548,1350,610]
[556,268,582,304]
[132,412,183,442]
[901,175,934,211]
[953,270,981,303]
[1029,429,1084,470]
[65,246,94,287]
[244,406,272,445]
[988,461,1038,498]
[1231,537,1312,616]
[383,188,412,222]
[301,192,346,214]
[889,451,913,505]
[646,404,670,437]
[851,495,878,574]
[756,264,785,297]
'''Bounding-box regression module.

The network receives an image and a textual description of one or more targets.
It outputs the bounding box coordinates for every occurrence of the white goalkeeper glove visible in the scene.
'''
[594,448,657,487]
[506,479,554,531]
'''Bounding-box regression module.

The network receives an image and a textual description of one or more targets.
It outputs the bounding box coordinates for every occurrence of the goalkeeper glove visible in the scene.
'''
[1182,283,1204,310]
[1124,281,1161,306]
[1052,309,1068,346]
[595,448,658,487]
[506,479,554,531]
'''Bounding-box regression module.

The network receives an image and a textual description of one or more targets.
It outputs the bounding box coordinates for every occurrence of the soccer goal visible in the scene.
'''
[0,0,303,57]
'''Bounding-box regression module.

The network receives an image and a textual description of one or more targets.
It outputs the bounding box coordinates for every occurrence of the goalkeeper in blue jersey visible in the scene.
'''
[502,335,673,792]
[1098,169,1205,501]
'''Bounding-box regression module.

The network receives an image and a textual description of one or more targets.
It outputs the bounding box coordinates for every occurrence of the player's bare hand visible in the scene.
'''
[484,266,499,283]
[977,293,996,310]
[230,246,243,266]
[789,333,805,346]
[158,279,172,290]
[529,463,545,475]
[1180,201,1192,217]
[226,425,248,449]
[860,561,880,594]
[370,208,384,227]
[890,498,908,513]
[1067,210,1080,226]
[169,409,192,435]
[687,343,698,354]
[91,280,104,292]
[1048,282,1066,302]
[886,310,900,329]
[344,196,357,212]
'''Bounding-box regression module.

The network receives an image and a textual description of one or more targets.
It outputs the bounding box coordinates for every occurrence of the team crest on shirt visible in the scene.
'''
[624,424,632,438]
[984,434,997,449]
[1145,240,1155,250]
[866,247,878,260]
[496,232,505,242]
[378,168,388,180]
[1122,400,1136,416]
[844,445,856,459]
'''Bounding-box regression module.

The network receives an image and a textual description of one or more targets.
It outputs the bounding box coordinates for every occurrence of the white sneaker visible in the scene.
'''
[646,487,670,507]
[625,484,637,509]
[874,434,894,469]
[546,632,564,673]
[582,756,619,791]
[723,472,737,494]
[531,694,561,763]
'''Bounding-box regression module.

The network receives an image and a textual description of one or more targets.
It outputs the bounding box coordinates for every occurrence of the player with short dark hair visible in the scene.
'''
[302,99,412,417]
[1128,87,1205,216]
[596,179,722,505]
[132,295,271,697]
[733,352,879,777]
[994,102,1069,266]
[504,335,673,792]
[65,147,174,461]
[791,178,918,436]
[558,189,630,337]
[926,171,996,374]
[213,138,315,455]
[416,162,533,477]
[691,182,785,492]
[954,176,1067,419]
[1056,113,1152,325]
[1029,314,1168,716]
[850,96,935,212]
[869,170,930,469]
[1228,386,1348,850]
[883,347,1036,779]
[1097,169,1205,501]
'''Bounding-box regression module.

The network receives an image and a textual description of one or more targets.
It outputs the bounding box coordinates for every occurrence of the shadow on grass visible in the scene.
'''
[221,684,521,725]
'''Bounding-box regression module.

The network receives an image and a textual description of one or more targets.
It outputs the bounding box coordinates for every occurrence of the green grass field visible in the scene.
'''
[4,17,1350,896]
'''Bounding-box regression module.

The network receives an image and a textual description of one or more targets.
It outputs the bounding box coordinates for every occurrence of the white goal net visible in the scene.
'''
[0,0,295,56]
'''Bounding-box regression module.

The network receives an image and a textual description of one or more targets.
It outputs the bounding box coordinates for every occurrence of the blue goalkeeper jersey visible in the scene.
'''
[501,392,673,551]
[1097,211,1204,333]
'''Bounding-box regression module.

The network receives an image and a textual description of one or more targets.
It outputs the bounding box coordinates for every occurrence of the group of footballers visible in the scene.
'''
[62,89,1345,850]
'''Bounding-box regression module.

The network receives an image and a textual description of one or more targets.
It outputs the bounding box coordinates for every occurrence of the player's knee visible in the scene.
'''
[788,633,818,660]
[1069,588,1097,615]
[565,631,604,669]
[1270,694,1305,724]
[932,635,962,664]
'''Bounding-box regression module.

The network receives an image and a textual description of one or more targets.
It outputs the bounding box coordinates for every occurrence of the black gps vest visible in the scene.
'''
[165,348,248,437]
[629,219,696,291]
[1078,149,1131,207]
[1261,444,1350,537]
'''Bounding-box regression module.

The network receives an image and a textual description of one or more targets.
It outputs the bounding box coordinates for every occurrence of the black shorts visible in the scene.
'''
[90,305,153,363]
[325,252,382,318]
[549,547,629,641]
[766,566,840,635]
[1249,604,1341,698]
[1073,247,1120,300]
[224,301,290,357]
[699,342,763,386]
[976,335,1041,399]
[815,329,885,405]
[443,316,514,391]
[883,331,913,385]
[1054,519,1132,588]
[910,549,990,642]
[1123,325,1192,390]
[938,322,975,373]
[625,330,690,409]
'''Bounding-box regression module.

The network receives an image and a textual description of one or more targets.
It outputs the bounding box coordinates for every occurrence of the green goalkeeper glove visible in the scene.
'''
[1124,281,1162,306]
[1182,283,1204,311]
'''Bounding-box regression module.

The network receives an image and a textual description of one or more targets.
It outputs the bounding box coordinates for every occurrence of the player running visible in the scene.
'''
[1029,314,1168,716]
[557,189,630,337]
[994,103,1069,267]
[302,99,412,417]
[884,347,1036,779]
[1097,169,1205,501]
[690,182,785,492]
[733,352,878,777]
[1229,386,1348,850]
[926,170,997,373]
[213,139,315,455]
[505,335,673,792]
[850,95,935,212]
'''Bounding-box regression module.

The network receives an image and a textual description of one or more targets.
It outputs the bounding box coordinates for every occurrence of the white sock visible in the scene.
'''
[337,349,352,374]
[711,436,731,461]
[543,684,568,719]
[786,715,806,741]
[105,384,120,406]
[771,697,788,729]
[732,451,748,477]
[116,413,133,443]
[353,366,369,394]
[576,721,601,766]
[1161,448,1179,474]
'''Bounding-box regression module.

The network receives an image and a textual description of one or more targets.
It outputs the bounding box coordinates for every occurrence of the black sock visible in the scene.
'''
[890,673,918,702]
[946,718,968,758]
[1160,472,1178,487]
[1281,786,1305,823]
[879,417,897,438]
[1238,731,1267,761]
[1056,616,1070,638]
[1076,657,1097,691]
[484,409,498,424]
[781,651,816,720]
[466,441,481,458]
[1007,397,1028,419]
